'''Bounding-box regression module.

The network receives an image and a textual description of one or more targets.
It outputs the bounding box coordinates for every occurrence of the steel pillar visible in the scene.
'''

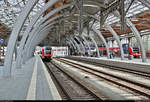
[4,0,61,76]
[81,35,91,56]
[92,26,110,59]
[66,41,73,55]
[16,3,73,68]
[113,11,147,62]
[105,24,125,60]
[66,41,75,51]
[126,19,146,62]
[70,39,78,53]
[25,27,53,61]
[4,0,39,77]
[71,37,81,55]
[89,34,100,57]
[69,39,77,52]
[14,42,17,60]
[17,20,58,66]
[24,22,57,62]
[67,40,77,55]
[17,15,61,67]
[75,36,85,55]
[66,38,77,51]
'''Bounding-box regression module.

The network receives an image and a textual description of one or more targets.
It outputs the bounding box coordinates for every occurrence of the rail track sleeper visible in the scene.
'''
[44,62,71,100]
[64,57,150,79]
[51,60,108,100]
[56,58,150,99]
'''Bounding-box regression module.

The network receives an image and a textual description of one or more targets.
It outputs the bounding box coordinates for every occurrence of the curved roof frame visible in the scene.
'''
[2,0,150,76]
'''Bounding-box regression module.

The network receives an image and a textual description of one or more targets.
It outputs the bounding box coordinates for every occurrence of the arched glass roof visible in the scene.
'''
[0,0,150,41]
[0,0,45,29]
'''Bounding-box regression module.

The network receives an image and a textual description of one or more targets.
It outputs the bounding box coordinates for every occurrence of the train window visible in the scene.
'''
[122,44,129,54]
[45,50,51,54]
[45,47,51,50]
[133,47,139,53]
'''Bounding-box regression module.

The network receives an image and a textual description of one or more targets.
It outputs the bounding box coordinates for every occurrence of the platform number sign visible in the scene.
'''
[0,39,4,44]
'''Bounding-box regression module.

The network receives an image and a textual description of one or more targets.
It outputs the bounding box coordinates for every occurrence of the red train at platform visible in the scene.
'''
[41,46,53,60]
[41,46,69,61]
[99,44,142,58]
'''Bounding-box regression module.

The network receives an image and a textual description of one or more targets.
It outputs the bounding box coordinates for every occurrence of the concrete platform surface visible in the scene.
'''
[78,56,150,64]
[70,56,150,74]
[0,55,61,100]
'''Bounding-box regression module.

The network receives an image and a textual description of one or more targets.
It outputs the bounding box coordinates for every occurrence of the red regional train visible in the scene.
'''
[99,44,141,58]
[41,46,53,61]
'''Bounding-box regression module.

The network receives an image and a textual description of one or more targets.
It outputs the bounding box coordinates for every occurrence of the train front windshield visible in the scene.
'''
[44,47,51,54]
[132,47,139,53]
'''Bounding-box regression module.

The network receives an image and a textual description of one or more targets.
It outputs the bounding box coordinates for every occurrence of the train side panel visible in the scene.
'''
[52,46,68,57]
[98,44,141,58]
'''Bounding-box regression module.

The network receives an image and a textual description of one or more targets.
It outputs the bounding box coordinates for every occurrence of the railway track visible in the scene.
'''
[44,61,107,100]
[65,57,150,79]
[55,58,150,99]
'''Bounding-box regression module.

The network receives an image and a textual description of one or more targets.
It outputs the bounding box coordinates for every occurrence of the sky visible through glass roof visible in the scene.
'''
[0,0,149,33]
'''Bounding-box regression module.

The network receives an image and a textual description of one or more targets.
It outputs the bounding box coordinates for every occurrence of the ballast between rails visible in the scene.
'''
[55,58,150,99]
[44,61,107,100]
[65,57,150,78]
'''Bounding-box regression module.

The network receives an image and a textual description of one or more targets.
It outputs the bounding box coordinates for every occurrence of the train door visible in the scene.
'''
[122,44,130,57]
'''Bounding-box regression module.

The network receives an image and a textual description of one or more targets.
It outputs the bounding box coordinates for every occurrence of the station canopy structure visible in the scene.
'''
[0,0,45,43]
[1,0,150,76]
[0,0,150,44]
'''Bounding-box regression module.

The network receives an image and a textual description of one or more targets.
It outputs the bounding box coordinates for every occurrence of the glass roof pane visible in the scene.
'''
[0,0,150,37]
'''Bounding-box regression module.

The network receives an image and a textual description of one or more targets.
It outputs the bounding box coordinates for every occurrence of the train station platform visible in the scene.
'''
[78,55,150,63]
[97,56,150,63]
[69,56,150,74]
[0,55,61,100]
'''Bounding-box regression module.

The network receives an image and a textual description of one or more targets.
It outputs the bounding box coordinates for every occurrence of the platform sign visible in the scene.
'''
[0,39,4,44]
[90,47,95,50]
[85,47,95,50]
[85,47,89,50]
